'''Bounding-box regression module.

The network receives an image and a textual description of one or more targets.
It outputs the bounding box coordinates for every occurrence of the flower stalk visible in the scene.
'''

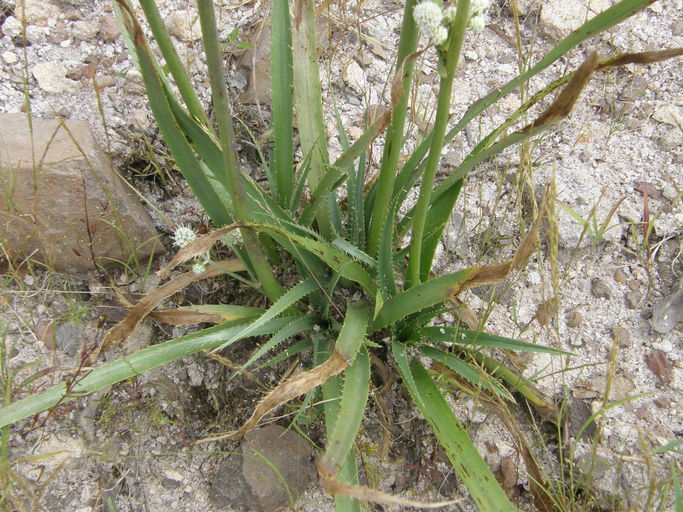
[407,0,471,288]
[196,0,284,301]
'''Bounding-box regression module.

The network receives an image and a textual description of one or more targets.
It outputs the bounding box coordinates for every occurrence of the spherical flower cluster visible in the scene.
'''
[413,1,448,46]
[469,0,490,33]
[191,252,212,275]
[172,225,197,248]
[191,260,207,275]
[220,228,243,248]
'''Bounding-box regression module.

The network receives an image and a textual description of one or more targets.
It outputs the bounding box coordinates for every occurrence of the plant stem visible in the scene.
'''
[407,0,470,288]
[197,0,284,301]
[366,0,419,257]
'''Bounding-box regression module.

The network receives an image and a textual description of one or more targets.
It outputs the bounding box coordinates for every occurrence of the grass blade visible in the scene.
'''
[401,355,515,511]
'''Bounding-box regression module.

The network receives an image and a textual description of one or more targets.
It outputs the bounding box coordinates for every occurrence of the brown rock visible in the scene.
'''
[241,425,315,512]
[646,349,672,384]
[635,181,663,199]
[614,269,627,283]
[237,13,272,105]
[0,113,164,273]
[566,310,584,328]
[98,15,121,42]
[625,291,639,309]
[591,278,612,299]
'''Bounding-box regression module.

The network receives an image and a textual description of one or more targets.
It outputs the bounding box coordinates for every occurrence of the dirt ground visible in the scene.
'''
[0,0,681,510]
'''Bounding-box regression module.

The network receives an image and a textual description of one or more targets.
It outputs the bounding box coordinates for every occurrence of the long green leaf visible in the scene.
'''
[0,317,294,428]
[292,0,332,237]
[245,223,377,297]
[420,326,573,355]
[136,0,210,127]
[271,0,294,205]
[391,343,515,512]
[372,268,476,331]
[419,345,514,402]
[214,279,318,351]
[242,316,317,370]
[116,4,231,226]
[321,347,370,472]
[333,302,369,361]
[320,345,361,512]
[366,0,419,257]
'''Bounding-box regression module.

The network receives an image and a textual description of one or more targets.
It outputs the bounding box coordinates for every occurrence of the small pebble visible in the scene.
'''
[653,398,670,409]
[614,269,627,283]
[2,51,19,65]
[628,279,641,291]
[591,278,612,299]
[625,291,639,309]
[161,477,182,490]
[566,311,584,328]
[612,326,630,346]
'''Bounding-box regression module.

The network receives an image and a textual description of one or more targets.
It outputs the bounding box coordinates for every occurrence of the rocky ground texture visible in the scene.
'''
[0,0,681,511]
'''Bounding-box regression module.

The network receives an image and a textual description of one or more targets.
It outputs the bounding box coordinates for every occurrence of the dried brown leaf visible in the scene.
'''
[147,309,225,326]
[158,224,240,279]
[318,460,459,509]
[520,52,599,134]
[98,259,244,357]
[596,47,683,69]
[198,351,349,443]
[535,297,557,327]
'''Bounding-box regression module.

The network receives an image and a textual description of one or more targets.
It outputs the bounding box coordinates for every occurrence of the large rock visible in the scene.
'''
[241,425,315,511]
[540,0,613,39]
[0,113,164,273]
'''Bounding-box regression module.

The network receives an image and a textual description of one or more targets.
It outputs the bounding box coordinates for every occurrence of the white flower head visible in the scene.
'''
[173,225,197,248]
[443,6,457,24]
[191,260,207,275]
[220,228,243,248]
[414,1,446,45]
[469,14,486,33]
[470,0,491,16]
[433,25,449,45]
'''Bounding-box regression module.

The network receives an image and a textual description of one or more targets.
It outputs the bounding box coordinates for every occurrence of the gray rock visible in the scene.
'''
[72,20,99,41]
[209,454,260,511]
[344,60,366,96]
[0,113,164,273]
[539,0,611,40]
[591,278,612,300]
[241,425,315,512]
[651,279,683,334]
[55,321,82,357]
